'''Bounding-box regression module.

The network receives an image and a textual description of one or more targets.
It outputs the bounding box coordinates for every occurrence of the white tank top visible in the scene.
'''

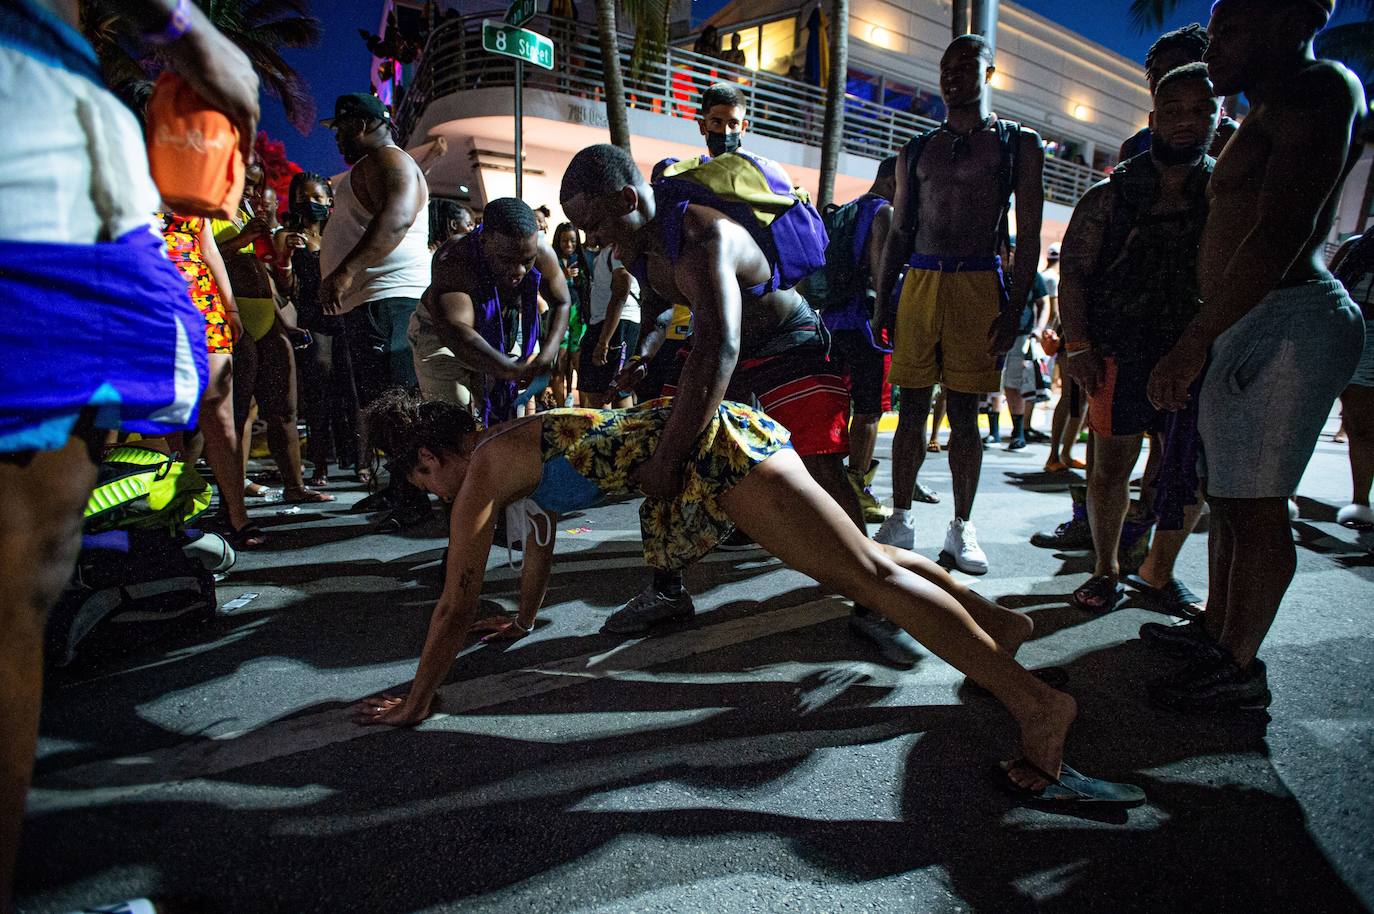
[320,149,431,313]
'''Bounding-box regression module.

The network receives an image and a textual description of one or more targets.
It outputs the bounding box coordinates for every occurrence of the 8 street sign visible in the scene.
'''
[481,20,553,70]
[505,0,536,26]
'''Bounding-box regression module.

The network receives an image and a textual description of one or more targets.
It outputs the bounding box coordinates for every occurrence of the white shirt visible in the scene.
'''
[588,247,640,325]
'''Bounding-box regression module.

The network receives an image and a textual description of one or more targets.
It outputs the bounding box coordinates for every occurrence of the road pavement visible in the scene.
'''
[17,414,1374,914]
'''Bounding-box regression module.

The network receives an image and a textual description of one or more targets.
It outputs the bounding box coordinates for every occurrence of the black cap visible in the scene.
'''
[321,92,389,127]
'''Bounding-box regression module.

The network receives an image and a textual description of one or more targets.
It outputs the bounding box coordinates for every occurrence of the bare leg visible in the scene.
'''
[201,353,250,529]
[551,349,569,407]
[943,390,984,520]
[928,387,947,449]
[1086,434,1144,577]
[723,449,1076,776]
[0,425,100,912]
[848,412,880,475]
[1213,495,1296,667]
[256,331,306,491]
[1202,494,1233,642]
[1341,385,1374,507]
[1136,478,1206,588]
[891,386,934,511]
[1048,385,1070,465]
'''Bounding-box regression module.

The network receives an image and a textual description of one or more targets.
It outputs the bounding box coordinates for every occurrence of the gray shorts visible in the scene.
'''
[1000,334,1033,393]
[1199,279,1365,498]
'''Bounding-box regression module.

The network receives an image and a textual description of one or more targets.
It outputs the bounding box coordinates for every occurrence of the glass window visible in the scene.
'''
[722,27,759,70]
[758,18,796,74]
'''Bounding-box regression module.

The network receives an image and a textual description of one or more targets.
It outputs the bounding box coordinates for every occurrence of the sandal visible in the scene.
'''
[244,481,274,498]
[1067,458,1087,470]
[1124,574,1202,617]
[927,440,943,453]
[283,486,335,504]
[308,472,330,488]
[224,523,267,550]
[1043,460,1068,473]
[1072,575,1127,613]
[912,482,941,504]
[991,759,1146,807]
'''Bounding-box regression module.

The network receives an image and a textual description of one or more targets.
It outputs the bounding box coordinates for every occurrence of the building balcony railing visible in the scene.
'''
[393,10,1105,208]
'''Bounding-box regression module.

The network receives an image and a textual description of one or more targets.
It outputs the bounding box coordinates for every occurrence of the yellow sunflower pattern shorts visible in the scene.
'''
[540,399,791,571]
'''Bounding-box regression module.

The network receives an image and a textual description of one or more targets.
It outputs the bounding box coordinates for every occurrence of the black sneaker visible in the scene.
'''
[603,587,695,633]
[848,610,921,666]
[1139,616,1215,657]
[1006,437,1027,451]
[1030,515,1092,550]
[1150,655,1272,714]
[716,526,760,551]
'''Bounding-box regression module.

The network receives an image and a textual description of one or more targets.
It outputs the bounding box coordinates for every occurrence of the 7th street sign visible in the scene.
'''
[482,20,554,70]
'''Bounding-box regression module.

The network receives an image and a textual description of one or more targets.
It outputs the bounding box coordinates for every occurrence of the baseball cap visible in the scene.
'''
[321,93,389,127]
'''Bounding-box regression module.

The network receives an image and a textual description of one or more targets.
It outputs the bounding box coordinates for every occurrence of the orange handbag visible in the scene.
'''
[145,72,245,219]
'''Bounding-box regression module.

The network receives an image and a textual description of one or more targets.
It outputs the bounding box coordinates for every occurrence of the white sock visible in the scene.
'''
[892,507,911,523]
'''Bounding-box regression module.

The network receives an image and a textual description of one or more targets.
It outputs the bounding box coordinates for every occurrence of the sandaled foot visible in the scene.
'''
[912,482,941,504]
[1043,460,1068,473]
[1072,574,1127,613]
[224,523,267,550]
[992,759,1146,807]
[309,473,330,488]
[927,440,943,453]
[283,486,336,504]
[1123,573,1201,617]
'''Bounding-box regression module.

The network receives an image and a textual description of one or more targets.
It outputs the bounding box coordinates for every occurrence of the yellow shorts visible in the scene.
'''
[888,264,1003,393]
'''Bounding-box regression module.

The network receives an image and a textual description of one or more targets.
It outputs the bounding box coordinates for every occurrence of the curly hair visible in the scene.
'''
[362,388,477,481]
[1145,23,1208,81]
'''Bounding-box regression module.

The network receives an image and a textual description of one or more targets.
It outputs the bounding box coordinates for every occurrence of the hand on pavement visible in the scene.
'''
[353,692,432,727]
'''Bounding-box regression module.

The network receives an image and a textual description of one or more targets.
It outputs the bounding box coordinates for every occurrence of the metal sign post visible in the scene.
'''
[482,14,554,202]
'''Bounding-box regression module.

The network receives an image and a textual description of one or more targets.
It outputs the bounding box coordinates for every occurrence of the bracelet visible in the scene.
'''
[627,354,644,364]
[143,0,192,45]
[512,617,533,633]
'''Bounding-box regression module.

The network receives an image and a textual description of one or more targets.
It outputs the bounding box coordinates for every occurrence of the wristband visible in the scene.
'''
[143,0,192,45]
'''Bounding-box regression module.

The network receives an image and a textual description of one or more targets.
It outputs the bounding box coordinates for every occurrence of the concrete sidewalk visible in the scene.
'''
[17,418,1373,914]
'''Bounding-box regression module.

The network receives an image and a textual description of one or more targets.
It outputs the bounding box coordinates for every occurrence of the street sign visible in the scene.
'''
[505,0,537,26]
[481,20,554,70]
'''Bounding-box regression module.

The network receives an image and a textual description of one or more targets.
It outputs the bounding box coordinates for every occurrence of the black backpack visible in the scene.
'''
[805,199,866,313]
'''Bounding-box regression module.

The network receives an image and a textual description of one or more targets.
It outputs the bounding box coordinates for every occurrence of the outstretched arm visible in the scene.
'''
[430,289,526,380]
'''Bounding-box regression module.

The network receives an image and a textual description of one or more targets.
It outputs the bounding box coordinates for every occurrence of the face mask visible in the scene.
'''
[293,201,331,223]
[705,130,742,157]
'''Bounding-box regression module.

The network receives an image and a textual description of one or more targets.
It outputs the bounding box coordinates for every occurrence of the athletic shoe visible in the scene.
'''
[941,518,989,574]
[1337,503,1374,529]
[874,512,916,550]
[603,587,695,633]
[848,464,891,523]
[849,610,922,666]
[1006,437,1027,450]
[1139,616,1215,657]
[716,526,761,551]
[1150,655,1272,714]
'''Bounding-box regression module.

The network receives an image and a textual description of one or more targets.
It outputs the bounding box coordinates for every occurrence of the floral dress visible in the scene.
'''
[537,399,790,570]
[160,213,232,354]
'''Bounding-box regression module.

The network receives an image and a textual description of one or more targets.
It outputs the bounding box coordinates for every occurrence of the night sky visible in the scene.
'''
[258,0,1351,174]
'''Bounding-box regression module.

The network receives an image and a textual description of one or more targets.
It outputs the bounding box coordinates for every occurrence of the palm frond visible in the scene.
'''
[1127,0,1172,34]
[623,0,670,79]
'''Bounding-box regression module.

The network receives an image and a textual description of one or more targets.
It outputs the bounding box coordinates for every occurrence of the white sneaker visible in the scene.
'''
[874,511,916,550]
[941,518,988,575]
[1337,503,1374,529]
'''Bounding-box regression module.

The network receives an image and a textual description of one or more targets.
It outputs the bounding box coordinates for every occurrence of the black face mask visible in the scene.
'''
[292,201,332,224]
[705,130,742,157]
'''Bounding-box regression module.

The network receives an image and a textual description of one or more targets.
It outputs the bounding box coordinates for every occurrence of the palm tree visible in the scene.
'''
[817,0,849,208]
[592,0,633,151]
[82,0,322,133]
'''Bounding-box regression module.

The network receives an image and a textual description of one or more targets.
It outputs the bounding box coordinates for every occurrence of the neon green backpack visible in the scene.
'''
[84,445,213,533]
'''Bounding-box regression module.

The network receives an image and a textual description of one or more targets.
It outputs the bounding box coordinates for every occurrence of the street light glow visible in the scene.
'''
[1072,103,1091,120]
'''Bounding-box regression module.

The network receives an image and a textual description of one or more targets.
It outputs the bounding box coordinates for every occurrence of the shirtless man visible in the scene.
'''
[0,3,258,908]
[874,34,1045,575]
[411,197,571,426]
[1145,0,1366,713]
[561,144,918,658]
[320,92,433,528]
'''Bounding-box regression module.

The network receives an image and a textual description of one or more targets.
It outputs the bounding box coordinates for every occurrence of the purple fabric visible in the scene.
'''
[451,229,541,426]
[0,227,208,451]
[1153,376,1203,530]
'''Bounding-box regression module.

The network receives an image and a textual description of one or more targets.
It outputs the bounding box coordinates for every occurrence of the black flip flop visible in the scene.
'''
[1124,574,1201,617]
[1072,575,1127,613]
[991,759,1147,807]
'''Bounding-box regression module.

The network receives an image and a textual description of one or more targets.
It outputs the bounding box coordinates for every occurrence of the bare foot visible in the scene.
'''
[1007,689,1078,790]
[283,486,336,504]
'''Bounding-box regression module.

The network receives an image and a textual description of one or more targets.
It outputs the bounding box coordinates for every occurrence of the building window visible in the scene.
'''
[847,67,880,102]
[758,18,796,74]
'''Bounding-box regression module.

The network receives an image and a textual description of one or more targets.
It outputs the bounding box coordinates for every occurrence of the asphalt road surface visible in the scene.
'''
[18,415,1373,914]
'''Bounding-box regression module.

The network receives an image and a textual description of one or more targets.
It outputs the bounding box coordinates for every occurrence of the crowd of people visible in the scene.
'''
[1,0,1371,908]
